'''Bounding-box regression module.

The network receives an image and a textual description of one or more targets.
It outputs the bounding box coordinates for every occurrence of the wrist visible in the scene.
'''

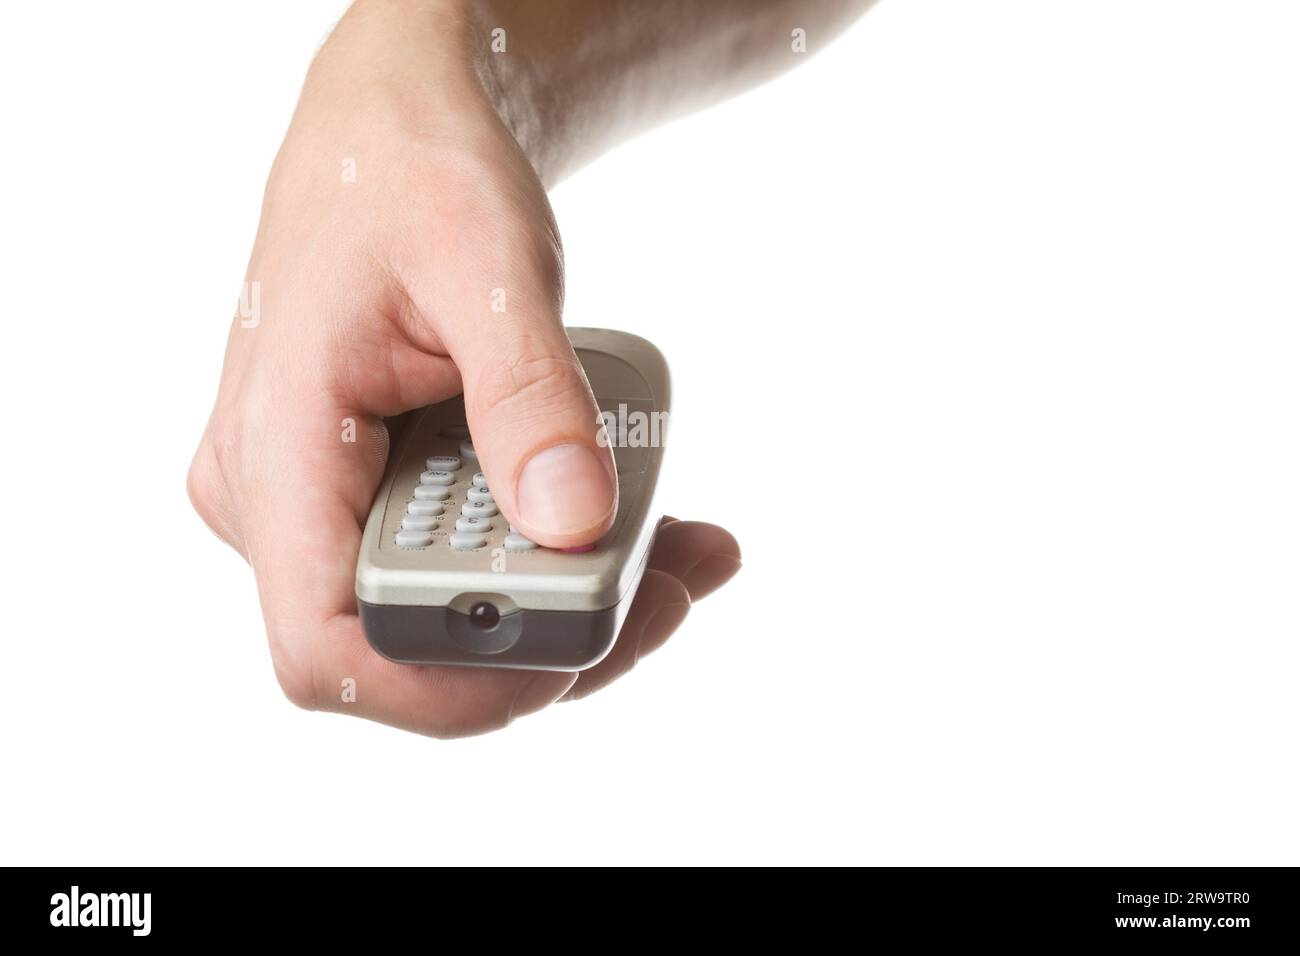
[313,0,566,183]
[463,1,567,184]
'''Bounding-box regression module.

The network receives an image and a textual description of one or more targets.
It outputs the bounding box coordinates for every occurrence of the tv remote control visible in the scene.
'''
[356,328,669,671]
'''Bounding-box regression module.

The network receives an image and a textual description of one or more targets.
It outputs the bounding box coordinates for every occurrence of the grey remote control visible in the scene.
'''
[355,328,669,671]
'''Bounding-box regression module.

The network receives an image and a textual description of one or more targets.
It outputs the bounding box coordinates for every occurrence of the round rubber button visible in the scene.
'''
[395,530,433,548]
[504,533,538,552]
[460,500,498,519]
[425,455,461,472]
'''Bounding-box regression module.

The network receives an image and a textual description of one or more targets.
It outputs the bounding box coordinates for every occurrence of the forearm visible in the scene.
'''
[471,0,877,183]
[330,0,876,186]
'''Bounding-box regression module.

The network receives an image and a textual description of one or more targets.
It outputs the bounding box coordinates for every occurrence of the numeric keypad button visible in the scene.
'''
[425,456,461,472]
[395,530,433,548]
[504,533,538,552]
[401,516,438,532]
[460,500,498,519]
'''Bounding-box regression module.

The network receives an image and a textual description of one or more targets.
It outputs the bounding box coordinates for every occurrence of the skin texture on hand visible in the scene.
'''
[470,0,880,185]
[189,0,868,736]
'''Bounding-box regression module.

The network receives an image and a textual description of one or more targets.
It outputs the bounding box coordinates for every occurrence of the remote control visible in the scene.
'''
[355,328,669,671]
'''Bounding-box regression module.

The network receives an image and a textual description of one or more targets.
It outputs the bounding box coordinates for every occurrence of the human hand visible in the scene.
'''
[187,0,740,736]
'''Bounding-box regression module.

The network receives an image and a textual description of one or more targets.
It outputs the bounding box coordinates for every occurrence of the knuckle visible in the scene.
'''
[473,351,588,424]
[519,217,565,303]
[272,661,319,713]
[185,450,214,516]
[186,435,244,549]
[267,634,319,713]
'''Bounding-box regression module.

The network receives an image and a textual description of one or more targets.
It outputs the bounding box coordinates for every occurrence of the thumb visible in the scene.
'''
[444,315,618,549]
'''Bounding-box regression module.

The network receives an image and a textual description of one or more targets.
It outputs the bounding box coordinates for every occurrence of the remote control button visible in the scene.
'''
[413,484,451,501]
[425,455,461,472]
[455,516,492,533]
[467,485,494,504]
[406,500,444,517]
[419,470,456,486]
[504,533,537,552]
[460,500,498,519]
[459,439,478,461]
[441,424,470,439]
[472,472,487,487]
[401,515,438,532]
[449,532,487,550]
[395,530,433,548]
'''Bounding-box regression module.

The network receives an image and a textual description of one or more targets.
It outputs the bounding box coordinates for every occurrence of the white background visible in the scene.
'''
[2,1,1297,865]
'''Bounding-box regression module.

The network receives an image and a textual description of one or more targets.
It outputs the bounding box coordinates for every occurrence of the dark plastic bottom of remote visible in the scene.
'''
[358,599,623,671]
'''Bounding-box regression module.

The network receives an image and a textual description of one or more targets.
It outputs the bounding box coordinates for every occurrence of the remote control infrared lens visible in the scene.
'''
[469,602,500,630]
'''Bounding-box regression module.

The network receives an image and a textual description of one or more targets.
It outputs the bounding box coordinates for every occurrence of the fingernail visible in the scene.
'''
[517,443,615,536]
